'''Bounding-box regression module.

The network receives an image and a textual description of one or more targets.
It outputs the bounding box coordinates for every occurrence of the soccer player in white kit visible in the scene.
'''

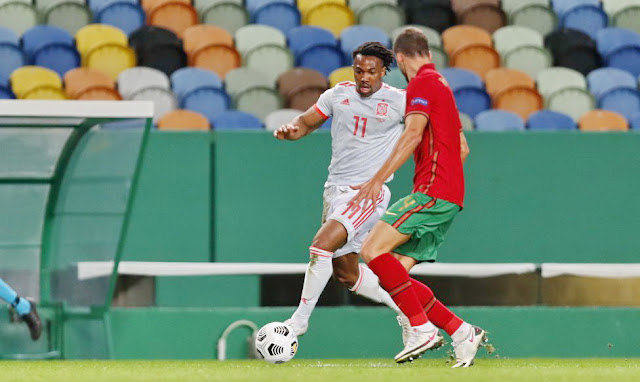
[273,42,409,337]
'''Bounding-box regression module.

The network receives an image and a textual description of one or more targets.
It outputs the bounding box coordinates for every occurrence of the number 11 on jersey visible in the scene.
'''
[353,115,367,137]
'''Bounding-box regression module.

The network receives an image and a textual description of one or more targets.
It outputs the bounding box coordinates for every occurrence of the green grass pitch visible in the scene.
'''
[0,359,639,382]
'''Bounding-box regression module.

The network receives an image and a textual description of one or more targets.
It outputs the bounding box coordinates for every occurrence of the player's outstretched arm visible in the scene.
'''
[273,106,326,141]
[348,113,427,211]
[460,131,470,164]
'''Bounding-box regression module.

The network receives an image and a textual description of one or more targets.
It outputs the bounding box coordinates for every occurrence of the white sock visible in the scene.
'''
[416,321,438,332]
[350,264,402,314]
[291,246,334,323]
[451,322,472,343]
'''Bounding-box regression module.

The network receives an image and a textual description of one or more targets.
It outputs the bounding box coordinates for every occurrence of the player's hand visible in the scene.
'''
[346,178,383,214]
[273,123,299,140]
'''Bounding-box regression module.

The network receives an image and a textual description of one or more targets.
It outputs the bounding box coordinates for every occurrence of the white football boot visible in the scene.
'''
[394,323,444,363]
[284,318,308,336]
[451,326,487,368]
[396,314,411,346]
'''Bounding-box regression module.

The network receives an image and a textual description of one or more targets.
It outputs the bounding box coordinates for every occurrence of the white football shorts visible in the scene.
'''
[321,184,391,257]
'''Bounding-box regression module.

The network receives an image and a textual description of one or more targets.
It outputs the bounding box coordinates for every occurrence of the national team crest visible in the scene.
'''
[376,102,389,117]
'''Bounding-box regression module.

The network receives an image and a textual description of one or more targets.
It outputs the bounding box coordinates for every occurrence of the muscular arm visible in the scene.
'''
[273,106,327,140]
[347,113,427,209]
[460,131,470,163]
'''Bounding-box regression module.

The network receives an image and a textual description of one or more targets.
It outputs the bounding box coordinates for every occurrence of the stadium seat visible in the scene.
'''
[596,27,640,77]
[191,44,242,79]
[536,67,587,100]
[492,25,543,56]
[450,44,500,78]
[304,3,355,37]
[527,109,577,130]
[136,43,187,76]
[234,24,286,56]
[612,5,640,34]
[22,25,74,58]
[442,25,493,56]
[451,0,499,16]
[225,67,275,98]
[129,25,182,54]
[86,44,136,80]
[157,109,211,130]
[287,86,326,111]
[630,111,640,130]
[244,44,294,85]
[598,87,640,120]
[474,109,525,131]
[0,73,14,99]
[148,2,198,38]
[503,45,552,78]
[43,2,92,35]
[402,1,455,33]
[22,85,68,99]
[181,86,231,125]
[129,86,178,121]
[547,87,595,121]
[349,0,395,14]
[277,67,328,107]
[329,66,354,87]
[457,3,506,33]
[559,3,608,40]
[431,46,449,69]
[587,67,637,98]
[484,68,535,100]
[545,28,598,58]
[264,108,302,131]
[510,3,558,36]
[552,0,599,16]
[245,0,294,14]
[94,2,145,36]
[578,109,629,131]
[200,2,249,35]
[22,26,80,76]
[545,28,602,74]
[0,1,38,36]
[501,0,549,15]
[117,67,170,99]
[439,68,484,92]
[452,87,492,118]
[234,86,283,121]
[391,25,442,48]
[75,24,129,62]
[212,110,264,129]
[0,28,25,80]
[356,2,405,36]
[170,67,223,100]
[384,67,407,89]
[10,66,62,99]
[63,67,115,98]
[286,26,337,57]
[298,0,346,18]
[555,44,603,75]
[295,43,344,77]
[75,86,122,100]
[493,86,543,120]
[339,25,390,63]
[253,2,301,34]
[459,112,474,131]
[89,0,136,13]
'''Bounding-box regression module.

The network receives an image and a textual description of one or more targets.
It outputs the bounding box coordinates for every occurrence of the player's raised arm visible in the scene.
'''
[348,113,427,210]
[273,105,327,141]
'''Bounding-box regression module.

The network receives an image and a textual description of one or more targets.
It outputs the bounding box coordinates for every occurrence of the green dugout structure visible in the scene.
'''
[1,116,639,360]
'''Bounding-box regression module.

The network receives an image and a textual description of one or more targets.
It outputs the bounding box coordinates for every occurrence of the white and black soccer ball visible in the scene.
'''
[255,322,298,364]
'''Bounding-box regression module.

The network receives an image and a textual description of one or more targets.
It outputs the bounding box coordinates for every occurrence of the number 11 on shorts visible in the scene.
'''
[353,115,367,137]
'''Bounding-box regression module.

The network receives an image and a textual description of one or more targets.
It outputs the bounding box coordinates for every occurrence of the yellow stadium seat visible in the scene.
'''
[75,24,128,63]
[23,86,68,100]
[304,3,354,37]
[10,66,62,99]
[329,66,354,87]
[298,0,346,17]
[86,44,136,80]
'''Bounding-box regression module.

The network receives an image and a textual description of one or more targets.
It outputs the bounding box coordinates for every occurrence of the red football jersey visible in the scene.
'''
[405,64,464,207]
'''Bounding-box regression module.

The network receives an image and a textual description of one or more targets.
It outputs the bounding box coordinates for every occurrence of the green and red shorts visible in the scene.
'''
[380,192,460,262]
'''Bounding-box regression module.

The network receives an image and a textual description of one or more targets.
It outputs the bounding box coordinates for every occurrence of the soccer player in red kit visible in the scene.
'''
[348,27,486,367]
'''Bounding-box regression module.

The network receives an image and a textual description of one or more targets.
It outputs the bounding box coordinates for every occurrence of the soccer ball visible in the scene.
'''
[255,322,298,363]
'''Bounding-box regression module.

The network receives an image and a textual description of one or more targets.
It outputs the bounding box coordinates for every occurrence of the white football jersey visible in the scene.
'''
[314,81,405,186]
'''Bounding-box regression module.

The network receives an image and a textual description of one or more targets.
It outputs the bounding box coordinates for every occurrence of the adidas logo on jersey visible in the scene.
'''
[341,98,350,105]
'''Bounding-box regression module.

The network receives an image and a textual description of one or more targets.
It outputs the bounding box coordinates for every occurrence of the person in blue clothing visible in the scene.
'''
[0,277,41,340]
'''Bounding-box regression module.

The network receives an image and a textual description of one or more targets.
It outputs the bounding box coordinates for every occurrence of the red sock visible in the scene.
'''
[368,254,427,326]
[410,278,463,336]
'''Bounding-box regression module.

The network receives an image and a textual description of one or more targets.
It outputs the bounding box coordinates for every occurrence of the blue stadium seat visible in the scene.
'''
[630,112,640,130]
[253,2,300,34]
[0,28,24,80]
[21,25,73,59]
[32,44,80,77]
[286,26,336,57]
[181,87,230,126]
[527,110,577,130]
[596,28,640,77]
[552,0,600,16]
[95,1,146,36]
[297,44,344,77]
[474,109,525,131]
[170,67,223,100]
[340,25,390,64]
[452,88,491,119]
[440,68,484,92]
[212,110,263,129]
[587,67,637,98]
[598,88,640,120]
[560,4,608,40]
[246,0,294,14]
[88,0,137,13]
[0,74,14,99]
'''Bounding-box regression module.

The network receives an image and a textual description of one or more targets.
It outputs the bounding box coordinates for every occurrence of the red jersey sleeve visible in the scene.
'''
[405,75,435,118]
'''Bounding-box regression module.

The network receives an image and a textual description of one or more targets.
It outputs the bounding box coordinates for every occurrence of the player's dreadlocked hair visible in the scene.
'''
[352,42,395,73]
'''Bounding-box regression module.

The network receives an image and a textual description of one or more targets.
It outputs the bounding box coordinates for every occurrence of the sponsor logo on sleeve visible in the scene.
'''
[410,97,429,107]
